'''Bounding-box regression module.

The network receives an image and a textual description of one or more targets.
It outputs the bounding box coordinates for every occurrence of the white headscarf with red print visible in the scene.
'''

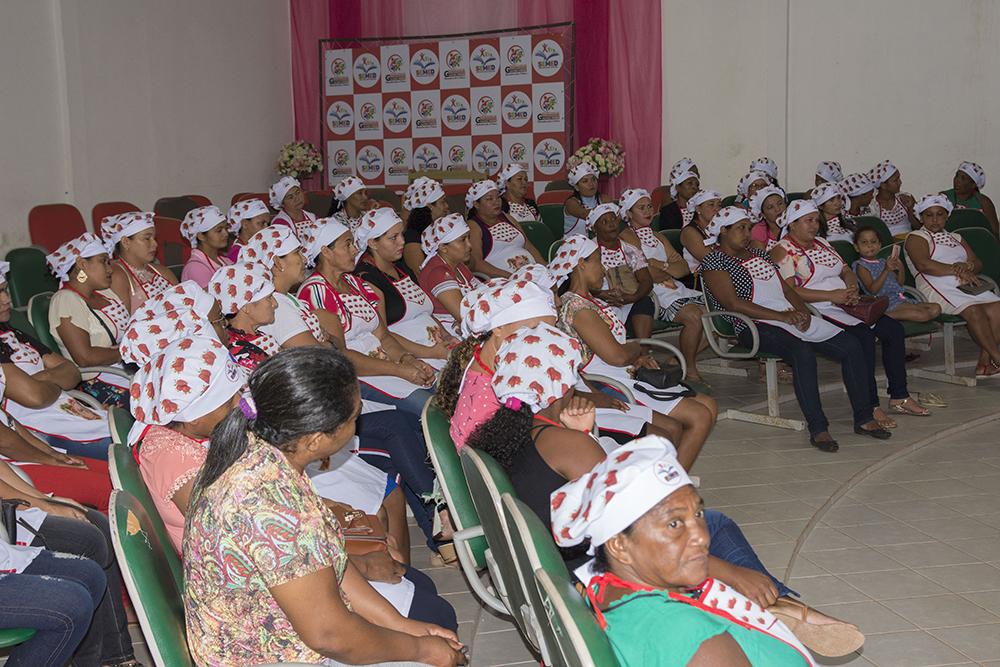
[686,189,722,214]
[228,198,270,234]
[459,276,556,337]
[120,281,216,365]
[915,194,954,217]
[269,176,300,210]
[547,234,598,284]
[750,185,786,220]
[354,207,402,259]
[737,170,771,198]
[568,162,599,187]
[509,262,557,290]
[958,161,986,190]
[465,179,499,212]
[840,172,876,197]
[869,160,898,188]
[420,213,469,269]
[299,218,350,267]
[490,323,583,413]
[617,188,651,220]
[333,176,365,202]
[777,199,819,230]
[45,233,109,284]
[100,212,154,250]
[669,170,699,199]
[238,226,301,268]
[703,206,750,245]
[208,262,275,316]
[181,206,227,247]
[816,161,844,183]
[584,203,620,231]
[496,164,526,194]
[750,156,778,182]
[403,177,445,211]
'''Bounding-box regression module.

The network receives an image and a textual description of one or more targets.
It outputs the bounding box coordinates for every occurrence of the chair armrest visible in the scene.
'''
[700,311,760,359]
[80,366,133,381]
[900,286,927,303]
[580,373,636,402]
[629,338,686,380]
[66,390,106,413]
[453,525,508,615]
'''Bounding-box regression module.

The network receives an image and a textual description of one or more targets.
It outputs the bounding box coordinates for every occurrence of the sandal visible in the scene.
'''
[915,391,947,407]
[976,359,1000,379]
[430,541,459,568]
[889,397,931,416]
[769,598,865,657]
[873,408,897,429]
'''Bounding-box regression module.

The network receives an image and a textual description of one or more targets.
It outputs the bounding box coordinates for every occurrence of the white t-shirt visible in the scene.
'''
[258,293,310,345]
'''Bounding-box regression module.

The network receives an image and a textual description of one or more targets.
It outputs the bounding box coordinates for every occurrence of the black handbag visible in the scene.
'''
[0,498,42,546]
[633,366,684,390]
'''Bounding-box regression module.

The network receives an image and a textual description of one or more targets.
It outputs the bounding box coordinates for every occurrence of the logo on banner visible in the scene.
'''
[328,57,349,88]
[414,144,442,170]
[326,102,353,135]
[414,98,439,130]
[383,98,411,131]
[447,145,468,170]
[532,39,563,75]
[505,44,528,75]
[475,96,497,126]
[388,147,410,176]
[444,49,466,80]
[534,139,565,176]
[509,143,528,164]
[442,95,470,130]
[357,146,384,178]
[502,92,530,127]
[331,149,352,178]
[536,92,561,123]
[410,49,439,83]
[358,102,380,131]
[471,45,499,80]
[473,141,501,175]
[354,53,380,88]
[384,53,406,84]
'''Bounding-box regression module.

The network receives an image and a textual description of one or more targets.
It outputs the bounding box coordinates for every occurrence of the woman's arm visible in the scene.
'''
[467,222,509,279]
[688,634,752,667]
[535,426,606,482]
[571,308,643,366]
[0,419,78,467]
[370,284,447,360]
[702,270,801,322]
[680,227,710,262]
[55,318,121,366]
[980,194,1000,237]
[771,246,850,304]
[36,353,82,390]
[402,243,425,277]
[0,363,61,409]
[436,288,464,321]
[312,308,427,384]
[659,232,692,279]
[904,234,972,278]
[563,197,590,221]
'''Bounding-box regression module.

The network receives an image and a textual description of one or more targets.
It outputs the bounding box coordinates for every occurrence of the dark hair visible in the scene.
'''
[853,226,880,244]
[592,523,634,573]
[434,334,488,418]
[465,404,533,471]
[196,347,359,491]
[407,206,434,238]
[327,198,344,217]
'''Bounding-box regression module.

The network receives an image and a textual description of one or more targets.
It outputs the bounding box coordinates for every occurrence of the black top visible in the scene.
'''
[0,323,51,362]
[658,201,683,230]
[354,258,419,326]
[700,247,777,334]
[404,207,434,246]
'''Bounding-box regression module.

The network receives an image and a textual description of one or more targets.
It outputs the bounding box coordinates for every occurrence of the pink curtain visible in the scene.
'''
[289,0,662,192]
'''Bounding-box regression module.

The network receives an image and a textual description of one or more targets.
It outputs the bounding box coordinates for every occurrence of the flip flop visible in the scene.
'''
[915,392,947,407]
[769,598,865,657]
[889,398,931,416]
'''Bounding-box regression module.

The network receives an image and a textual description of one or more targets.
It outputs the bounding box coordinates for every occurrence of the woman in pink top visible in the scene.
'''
[749,185,787,251]
[180,205,233,288]
[227,198,272,263]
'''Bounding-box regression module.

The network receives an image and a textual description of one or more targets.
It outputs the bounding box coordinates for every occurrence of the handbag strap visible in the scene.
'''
[632,382,696,401]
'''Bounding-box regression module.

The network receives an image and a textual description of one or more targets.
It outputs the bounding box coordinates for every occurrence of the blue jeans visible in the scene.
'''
[357,410,439,551]
[359,385,433,420]
[0,550,106,667]
[739,324,874,436]
[403,565,458,632]
[35,434,113,462]
[842,317,909,402]
[706,509,796,598]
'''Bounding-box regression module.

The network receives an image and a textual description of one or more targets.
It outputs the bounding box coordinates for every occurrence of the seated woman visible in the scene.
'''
[657,157,700,211]
[498,163,539,223]
[298,220,435,417]
[551,437,862,665]
[815,160,844,186]
[401,176,449,274]
[658,170,700,230]
[852,228,941,323]
[331,175,374,231]
[736,170,771,209]
[943,161,1000,235]
[226,197,271,263]
[869,160,918,237]
[587,203,656,339]
[618,190,707,384]
[749,185,786,251]
[840,172,876,219]
[417,213,483,337]
[751,156,780,187]
[466,180,544,278]
[811,182,853,242]
[905,194,1000,378]
[701,207,891,451]
[269,175,317,240]
[563,162,605,236]
[184,347,464,667]
[550,235,717,469]
[212,262,281,370]
[679,189,722,275]
[180,205,232,288]
[771,200,929,425]
[101,211,177,313]
[45,234,131,409]
[354,208,457,362]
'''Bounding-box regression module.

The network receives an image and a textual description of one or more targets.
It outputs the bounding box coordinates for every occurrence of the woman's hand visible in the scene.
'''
[829,288,852,305]
[352,550,405,583]
[584,391,629,412]
[780,309,810,332]
[52,453,88,469]
[716,562,779,609]
[633,353,659,370]
[595,288,625,307]
[559,396,596,433]
[414,634,467,666]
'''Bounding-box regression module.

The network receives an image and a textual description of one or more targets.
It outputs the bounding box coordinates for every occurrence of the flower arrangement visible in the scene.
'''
[275,141,323,178]
[567,137,626,178]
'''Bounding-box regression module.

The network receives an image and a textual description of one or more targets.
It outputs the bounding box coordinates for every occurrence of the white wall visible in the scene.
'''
[662,0,1000,198]
[0,0,292,253]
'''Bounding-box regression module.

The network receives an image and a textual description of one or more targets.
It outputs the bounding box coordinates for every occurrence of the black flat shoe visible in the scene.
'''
[854,425,892,440]
[810,436,839,452]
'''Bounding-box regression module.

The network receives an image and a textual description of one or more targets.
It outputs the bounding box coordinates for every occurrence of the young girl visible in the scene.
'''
[852,228,941,323]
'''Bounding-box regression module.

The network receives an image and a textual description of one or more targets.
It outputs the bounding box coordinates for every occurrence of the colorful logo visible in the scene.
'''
[389,147,409,171]
[357,146,383,176]
[477,96,495,115]
[502,92,530,127]
[534,139,565,176]
[509,143,527,163]
[414,98,438,130]
[540,92,558,111]
[354,53,379,87]
[446,49,462,69]
[532,39,563,75]
[505,44,528,76]
[382,98,410,132]
[472,45,498,79]
[386,53,403,72]
[417,99,435,118]
[410,49,439,82]
[473,142,501,175]
[474,95,497,127]
[384,52,407,84]
[442,94,470,130]
[326,102,353,135]
[536,91,562,124]
[334,149,350,167]
[357,101,380,132]
[449,146,466,163]
[327,56,350,89]
[332,58,347,76]
[360,103,377,120]
[443,48,466,81]
[414,144,442,169]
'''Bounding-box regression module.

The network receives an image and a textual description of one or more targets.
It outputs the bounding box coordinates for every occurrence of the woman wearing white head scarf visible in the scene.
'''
[401,177,450,275]
[497,164,539,222]
[227,197,272,263]
[658,170,701,230]
[180,205,233,288]
[563,162,604,235]
[466,179,544,278]
[679,190,723,274]
[905,194,1000,378]
[811,182,853,242]
[869,160,919,237]
[943,161,999,235]
[103,211,178,313]
[268,175,317,240]
[330,176,374,231]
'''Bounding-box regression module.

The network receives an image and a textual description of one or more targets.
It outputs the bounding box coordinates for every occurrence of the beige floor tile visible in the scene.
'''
[883,594,1000,629]
[841,569,950,600]
[800,525,867,552]
[787,574,872,605]
[962,591,1000,616]
[822,504,896,527]
[470,628,537,666]
[816,600,916,635]
[952,537,1000,562]
[916,564,1000,594]
[837,521,934,547]
[929,623,1000,661]
[875,542,982,568]
[896,478,985,499]
[908,516,1000,541]
[848,483,925,503]
[869,499,963,523]
[856,630,970,667]
[806,547,907,575]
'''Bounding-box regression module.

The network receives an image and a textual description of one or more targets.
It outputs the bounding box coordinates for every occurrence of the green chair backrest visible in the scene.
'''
[109,406,135,446]
[946,208,992,233]
[109,490,194,667]
[831,240,859,267]
[108,438,184,592]
[786,191,807,202]
[27,292,58,352]
[649,213,661,231]
[662,228,681,252]
[539,204,565,239]
[5,247,57,309]
[0,628,36,649]
[700,290,737,339]
[7,308,36,339]
[851,216,893,246]
[721,194,738,207]
[461,448,535,642]
[421,402,486,568]
[521,220,557,259]
[545,180,571,192]
[534,568,621,667]
[956,227,1000,283]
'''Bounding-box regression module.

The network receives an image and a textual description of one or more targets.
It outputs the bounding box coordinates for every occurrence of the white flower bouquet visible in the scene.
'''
[276,141,323,178]
[567,137,626,178]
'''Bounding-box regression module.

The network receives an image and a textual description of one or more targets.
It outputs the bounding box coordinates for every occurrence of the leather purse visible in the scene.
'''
[959,281,993,296]
[328,504,388,556]
[839,296,889,326]
[606,265,639,295]
[633,366,684,390]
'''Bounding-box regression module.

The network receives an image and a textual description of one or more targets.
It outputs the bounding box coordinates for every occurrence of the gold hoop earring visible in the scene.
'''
[75,269,88,284]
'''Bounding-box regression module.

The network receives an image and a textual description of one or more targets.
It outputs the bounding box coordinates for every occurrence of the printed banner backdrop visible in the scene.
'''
[321,23,574,189]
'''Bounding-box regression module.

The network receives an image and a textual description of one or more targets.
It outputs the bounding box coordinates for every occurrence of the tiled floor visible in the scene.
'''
[418,335,1000,666]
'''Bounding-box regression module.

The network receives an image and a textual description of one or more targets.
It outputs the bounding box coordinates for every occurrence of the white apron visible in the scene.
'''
[94,292,132,389]
[782,239,863,327]
[564,194,598,236]
[872,195,912,237]
[906,228,1000,315]
[506,201,538,224]
[0,330,110,443]
[633,227,702,312]
[387,274,444,348]
[482,219,534,273]
[741,254,840,342]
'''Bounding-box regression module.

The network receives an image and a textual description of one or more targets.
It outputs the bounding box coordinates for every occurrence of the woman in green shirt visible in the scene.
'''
[942,161,999,235]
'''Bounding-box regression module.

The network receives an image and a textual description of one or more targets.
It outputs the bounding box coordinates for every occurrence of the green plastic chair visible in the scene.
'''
[786,191,807,202]
[108,490,194,667]
[539,204,566,240]
[946,208,992,234]
[851,216,893,246]
[521,220,557,260]
[109,406,135,446]
[107,438,184,593]
[830,240,859,267]
[27,292,58,351]
[5,247,58,309]
[721,194,738,207]
[461,448,540,651]
[7,308,36,339]
[534,568,621,667]
[956,227,1000,283]
[544,180,571,192]
[0,628,37,649]
[649,213,661,231]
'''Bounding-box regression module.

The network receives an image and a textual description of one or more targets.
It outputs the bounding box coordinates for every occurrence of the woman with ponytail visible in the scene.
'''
[185,347,464,667]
